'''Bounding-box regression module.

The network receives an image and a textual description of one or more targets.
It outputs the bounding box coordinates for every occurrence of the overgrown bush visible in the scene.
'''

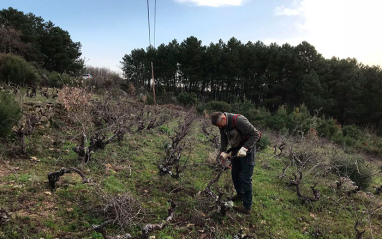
[0,54,40,86]
[0,91,21,138]
[177,92,197,106]
[332,157,372,190]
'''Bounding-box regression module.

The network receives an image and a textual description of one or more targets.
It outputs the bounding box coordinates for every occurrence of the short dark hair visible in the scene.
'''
[210,112,223,125]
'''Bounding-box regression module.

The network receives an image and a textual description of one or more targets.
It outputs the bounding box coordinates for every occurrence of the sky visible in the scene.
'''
[1,0,382,75]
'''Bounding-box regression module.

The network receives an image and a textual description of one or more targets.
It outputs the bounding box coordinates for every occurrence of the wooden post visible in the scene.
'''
[151,61,156,105]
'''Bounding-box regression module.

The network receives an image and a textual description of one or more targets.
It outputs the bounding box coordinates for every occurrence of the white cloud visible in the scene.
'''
[175,0,243,7]
[275,0,382,67]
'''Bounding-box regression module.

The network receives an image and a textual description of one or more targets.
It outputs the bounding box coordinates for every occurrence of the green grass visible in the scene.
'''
[0,94,381,239]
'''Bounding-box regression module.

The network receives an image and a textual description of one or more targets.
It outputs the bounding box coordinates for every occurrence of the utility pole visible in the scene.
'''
[151,61,156,105]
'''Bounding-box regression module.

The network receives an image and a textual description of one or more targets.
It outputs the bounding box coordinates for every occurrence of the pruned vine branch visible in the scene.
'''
[354,219,366,239]
[289,172,320,203]
[158,109,195,178]
[48,167,89,190]
[204,165,232,216]
[72,133,120,163]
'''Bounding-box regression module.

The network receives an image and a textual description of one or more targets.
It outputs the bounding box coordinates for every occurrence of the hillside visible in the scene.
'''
[0,87,382,239]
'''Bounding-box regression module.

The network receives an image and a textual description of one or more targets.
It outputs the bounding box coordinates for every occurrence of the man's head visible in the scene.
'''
[210,112,226,129]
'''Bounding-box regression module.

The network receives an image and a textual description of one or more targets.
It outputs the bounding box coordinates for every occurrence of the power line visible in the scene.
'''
[146,0,151,47]
[146,0,157,48]
[154,0,157,48]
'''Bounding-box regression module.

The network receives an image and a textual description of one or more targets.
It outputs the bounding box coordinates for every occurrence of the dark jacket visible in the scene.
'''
[219,113,260,153]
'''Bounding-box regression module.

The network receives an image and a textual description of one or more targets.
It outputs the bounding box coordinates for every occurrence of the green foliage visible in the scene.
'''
[342,124,362,141]
[0,91,21,138]
[316,117,340,138]
[0,8,83,74]
[230,99,256,122]
[39,69,68,88]
[146,94,155,105]
[288,104,313,133]
[332,157,372,190]
[266,105,289,132]
[103,175,127,193]
[1,92,382,238]
[0,54,40,86]
[158,126,171,134]
[156,92,177,104]
[257,133,271,151]
[121,35,382,134]
[177,92,197,106]
[252,107,271,126]
[203,100,231,113]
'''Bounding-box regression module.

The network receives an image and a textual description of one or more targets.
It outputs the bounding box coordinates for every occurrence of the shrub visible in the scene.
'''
[266,105,289,132]
[0,53,40,86]
[57,86,92,112]
[332,157,372,190]
[252,107,271,127]
[203,100,231,113]
[145,94,155,105]
[257,133,271,151]
[317,117,341,138]
[230,99,256,122]
[0,91,21,138]
[342,124,362,141]
[177,92,197,106]
[288,104,313,134]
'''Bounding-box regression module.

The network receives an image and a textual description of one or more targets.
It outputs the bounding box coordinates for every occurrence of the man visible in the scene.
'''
[210,111,261,214]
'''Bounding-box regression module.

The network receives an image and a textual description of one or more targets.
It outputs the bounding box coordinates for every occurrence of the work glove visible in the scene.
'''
[219,152,231,169]
[220,152,229,160]
[237,147,248,157]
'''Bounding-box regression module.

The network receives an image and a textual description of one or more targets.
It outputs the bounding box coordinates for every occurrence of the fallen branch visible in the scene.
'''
[48,167,89,190]
[92,201,176,239]
[141,201,176,238]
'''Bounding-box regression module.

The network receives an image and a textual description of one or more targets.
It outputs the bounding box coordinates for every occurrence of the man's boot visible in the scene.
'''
[233,205,251,215]
[230,194,242,202]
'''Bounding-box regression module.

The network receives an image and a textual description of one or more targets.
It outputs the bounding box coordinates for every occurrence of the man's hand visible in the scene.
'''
[237,147,248,157]
[220,152,229,160]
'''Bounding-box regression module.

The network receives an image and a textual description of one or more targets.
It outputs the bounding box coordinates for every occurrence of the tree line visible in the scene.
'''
[121,36,382,130]
[0,7,83,74]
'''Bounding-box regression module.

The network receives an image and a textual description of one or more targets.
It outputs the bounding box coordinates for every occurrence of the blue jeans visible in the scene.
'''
[231,146,255,210]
